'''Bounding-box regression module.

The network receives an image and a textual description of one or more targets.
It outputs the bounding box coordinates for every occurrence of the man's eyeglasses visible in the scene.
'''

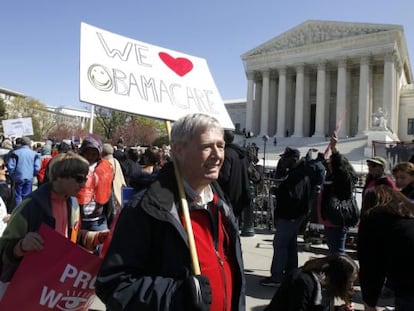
[73,175,88,184]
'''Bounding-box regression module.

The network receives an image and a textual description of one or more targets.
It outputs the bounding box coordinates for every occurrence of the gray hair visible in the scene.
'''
[170,113,223,146]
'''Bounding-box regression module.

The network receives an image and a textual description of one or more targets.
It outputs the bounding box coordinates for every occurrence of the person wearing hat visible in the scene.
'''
[6,137,41,205]
[275,147,301,179]
[76,134,113,240]
[363,156,397,196]
[360,156,398,302]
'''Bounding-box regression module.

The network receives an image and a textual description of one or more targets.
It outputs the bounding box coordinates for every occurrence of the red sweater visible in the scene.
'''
[183,194,237,311]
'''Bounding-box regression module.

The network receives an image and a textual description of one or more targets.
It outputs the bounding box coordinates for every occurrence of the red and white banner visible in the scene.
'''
[0,224,102,310]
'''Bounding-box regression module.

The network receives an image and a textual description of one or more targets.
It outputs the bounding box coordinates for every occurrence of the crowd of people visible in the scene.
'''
[0,113,413,310]
[259,133,414,310]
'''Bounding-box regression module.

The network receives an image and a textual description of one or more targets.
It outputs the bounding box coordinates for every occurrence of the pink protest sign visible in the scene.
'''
[0,224,102,310]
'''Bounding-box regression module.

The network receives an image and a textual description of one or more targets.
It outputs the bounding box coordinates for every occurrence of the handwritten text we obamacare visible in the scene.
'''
[86,32,219,114]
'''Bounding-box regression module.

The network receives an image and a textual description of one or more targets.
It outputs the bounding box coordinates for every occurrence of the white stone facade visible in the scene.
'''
[241,20,414,141]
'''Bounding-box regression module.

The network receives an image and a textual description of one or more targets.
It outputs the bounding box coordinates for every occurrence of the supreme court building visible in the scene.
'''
[240,20,414,141]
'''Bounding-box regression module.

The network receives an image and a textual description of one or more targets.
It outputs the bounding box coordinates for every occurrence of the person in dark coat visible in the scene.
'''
[261,148,312,287]
[265,253,357,311]
[129,146,161,192]
[358,185,414,310]
[317,134,358,254]
[120,147,141,187]
[96,113,246,311]
[218,130,251,218]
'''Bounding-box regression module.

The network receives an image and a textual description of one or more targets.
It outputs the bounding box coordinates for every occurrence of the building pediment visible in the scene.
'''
[243,20,402,57]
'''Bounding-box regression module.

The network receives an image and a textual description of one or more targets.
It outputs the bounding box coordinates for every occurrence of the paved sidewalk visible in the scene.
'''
[90,228,395,311]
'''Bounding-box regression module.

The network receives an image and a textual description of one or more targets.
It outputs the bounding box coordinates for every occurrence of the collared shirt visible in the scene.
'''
[183,181,213,206]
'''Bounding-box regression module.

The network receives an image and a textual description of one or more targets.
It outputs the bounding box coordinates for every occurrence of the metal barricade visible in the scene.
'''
[251,175,281,230]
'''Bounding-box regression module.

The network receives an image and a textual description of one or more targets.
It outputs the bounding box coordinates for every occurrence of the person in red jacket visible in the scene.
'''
[77,134,114,233]
[95,113,246,311]
[36,143,52,187]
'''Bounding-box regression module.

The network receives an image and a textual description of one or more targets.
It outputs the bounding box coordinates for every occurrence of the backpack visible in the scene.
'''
[302,149,326,188]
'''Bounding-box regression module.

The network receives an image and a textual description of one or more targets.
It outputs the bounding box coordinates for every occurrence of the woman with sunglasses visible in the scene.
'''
[363,156,396,196]
[0,152,108,298]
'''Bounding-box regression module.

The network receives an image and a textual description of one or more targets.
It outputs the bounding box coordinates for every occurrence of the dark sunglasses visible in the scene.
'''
[367,162,381,168]
[73,175,88,184]
[0,164,5,170]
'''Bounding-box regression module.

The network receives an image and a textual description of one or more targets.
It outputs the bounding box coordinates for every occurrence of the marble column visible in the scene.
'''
[245,72,255,132]
[268,76,277,136]
[293,64,304,137]
[254,80,262,135]
[314,62,326,137]
[336,58,347,137]
[383,52,396,131]
[358,56,370,133]
[260,70,270,135]
[276,67,287,137]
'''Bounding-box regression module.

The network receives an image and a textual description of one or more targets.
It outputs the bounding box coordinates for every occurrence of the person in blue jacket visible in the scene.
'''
[6,137,41,205]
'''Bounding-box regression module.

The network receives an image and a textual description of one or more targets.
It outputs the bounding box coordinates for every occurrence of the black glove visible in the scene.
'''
[183,275,212,311]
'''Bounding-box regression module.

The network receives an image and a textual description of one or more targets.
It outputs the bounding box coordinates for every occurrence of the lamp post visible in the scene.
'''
[262,135,269,176]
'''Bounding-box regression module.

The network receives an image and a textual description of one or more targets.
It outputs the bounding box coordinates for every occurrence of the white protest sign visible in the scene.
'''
[80,22,234,129]
[2,117,34,137]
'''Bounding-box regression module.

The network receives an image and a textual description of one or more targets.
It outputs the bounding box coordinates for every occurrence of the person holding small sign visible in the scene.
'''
[96,113,246,311]
[0,152,108,299]
[317,134,358,254]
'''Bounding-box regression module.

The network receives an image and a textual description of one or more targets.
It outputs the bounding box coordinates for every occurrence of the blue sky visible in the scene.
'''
[1,0,414,110]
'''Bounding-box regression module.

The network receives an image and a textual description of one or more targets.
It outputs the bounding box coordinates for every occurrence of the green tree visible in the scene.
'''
[94,106,129,140]
[0,98,6,120]
[8,97,53,140]
[93,106,168,145]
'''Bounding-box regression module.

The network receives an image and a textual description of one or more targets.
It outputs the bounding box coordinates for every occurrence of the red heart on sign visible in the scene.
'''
[159,52,193,77]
